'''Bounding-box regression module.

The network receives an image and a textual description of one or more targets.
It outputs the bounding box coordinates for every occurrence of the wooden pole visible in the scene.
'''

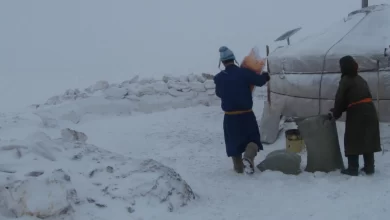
[377,60,380,117]
[376,60,384,155]
[266,45,271,105]
[362,0,368,8]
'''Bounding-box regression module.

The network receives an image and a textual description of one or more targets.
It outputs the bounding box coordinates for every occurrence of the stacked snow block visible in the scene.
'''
[36,73,267,122]
[43,73,219,106]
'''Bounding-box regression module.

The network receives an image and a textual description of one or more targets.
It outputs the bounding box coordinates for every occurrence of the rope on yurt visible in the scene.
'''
[318,13,369,115]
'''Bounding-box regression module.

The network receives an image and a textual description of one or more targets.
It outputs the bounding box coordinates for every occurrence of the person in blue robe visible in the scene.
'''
[214,46,270,174]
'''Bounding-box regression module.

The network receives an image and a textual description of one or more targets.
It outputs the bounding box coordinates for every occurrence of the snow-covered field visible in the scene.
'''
[0,74,390,220]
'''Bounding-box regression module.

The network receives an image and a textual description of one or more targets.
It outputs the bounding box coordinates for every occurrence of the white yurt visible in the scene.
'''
[267,4,390,122]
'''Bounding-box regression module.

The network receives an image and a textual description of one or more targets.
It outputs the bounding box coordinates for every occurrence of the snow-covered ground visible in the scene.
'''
[0,74,390,220]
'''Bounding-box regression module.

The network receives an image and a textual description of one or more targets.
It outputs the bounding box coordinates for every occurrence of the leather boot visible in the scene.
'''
[341,155,359,176]
[361,153,375,175]
[232,155,244,173]
[243,142,258,174]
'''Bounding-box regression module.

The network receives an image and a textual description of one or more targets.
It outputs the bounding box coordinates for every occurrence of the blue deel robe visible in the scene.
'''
[213,65,269,157]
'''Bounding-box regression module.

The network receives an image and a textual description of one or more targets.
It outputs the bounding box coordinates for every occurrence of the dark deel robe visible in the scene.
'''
[214,65,269,157]
[332,58,381,156]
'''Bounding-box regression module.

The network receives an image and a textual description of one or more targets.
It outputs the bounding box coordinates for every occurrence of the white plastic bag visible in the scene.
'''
[241,46,266,92]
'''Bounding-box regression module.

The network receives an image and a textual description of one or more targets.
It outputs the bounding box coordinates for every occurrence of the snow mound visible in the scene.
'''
[32,73,267,124]
[0,129,197,219]
[96,159,196,213]
[0,169,77,219]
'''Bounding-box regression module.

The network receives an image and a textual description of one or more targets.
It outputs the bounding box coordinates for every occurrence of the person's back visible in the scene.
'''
[342,74,372,106]
[214,65,264,112]
[331,55,381,176]
[342,74,377,118]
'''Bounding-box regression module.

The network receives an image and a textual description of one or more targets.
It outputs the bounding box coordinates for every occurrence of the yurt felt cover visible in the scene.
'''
[267,4,390,122]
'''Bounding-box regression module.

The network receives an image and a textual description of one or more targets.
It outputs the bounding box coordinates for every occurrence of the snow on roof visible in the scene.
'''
[268,4,390,74]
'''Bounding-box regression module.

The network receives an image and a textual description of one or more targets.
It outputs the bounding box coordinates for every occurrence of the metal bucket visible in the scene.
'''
[285,129,305,153]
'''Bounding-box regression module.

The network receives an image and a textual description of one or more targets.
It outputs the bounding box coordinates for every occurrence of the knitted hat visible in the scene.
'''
[219,46,235,62]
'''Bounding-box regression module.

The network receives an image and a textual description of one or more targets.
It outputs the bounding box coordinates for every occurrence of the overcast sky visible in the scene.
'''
[0,0,388,77]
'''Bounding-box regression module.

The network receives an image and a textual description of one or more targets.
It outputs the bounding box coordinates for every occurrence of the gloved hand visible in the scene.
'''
[262,72,270,82]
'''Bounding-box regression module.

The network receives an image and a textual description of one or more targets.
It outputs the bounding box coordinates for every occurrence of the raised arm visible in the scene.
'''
[241,68,270,87]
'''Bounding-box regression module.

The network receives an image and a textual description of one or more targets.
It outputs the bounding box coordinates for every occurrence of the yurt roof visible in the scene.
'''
[268,4,390,74]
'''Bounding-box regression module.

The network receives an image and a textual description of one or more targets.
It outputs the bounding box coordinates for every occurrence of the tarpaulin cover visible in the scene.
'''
[259,100,283,144]
[297,115,345,173]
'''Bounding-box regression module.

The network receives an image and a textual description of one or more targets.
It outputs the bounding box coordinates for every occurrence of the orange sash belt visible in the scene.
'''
[348,98,372,108]
[225,109,253,115]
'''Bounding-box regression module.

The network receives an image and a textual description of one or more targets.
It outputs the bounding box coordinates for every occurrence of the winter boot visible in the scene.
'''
[361,153,375,175]
[232,155,244,173]
[341,155,359,176]
[243,142,258,174]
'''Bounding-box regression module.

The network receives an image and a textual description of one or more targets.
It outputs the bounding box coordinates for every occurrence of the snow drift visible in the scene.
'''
[0,129,197,219]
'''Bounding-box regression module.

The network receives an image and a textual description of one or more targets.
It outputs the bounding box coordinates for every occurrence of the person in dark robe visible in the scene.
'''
[213,46,270,174]
[330,55,381,176]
